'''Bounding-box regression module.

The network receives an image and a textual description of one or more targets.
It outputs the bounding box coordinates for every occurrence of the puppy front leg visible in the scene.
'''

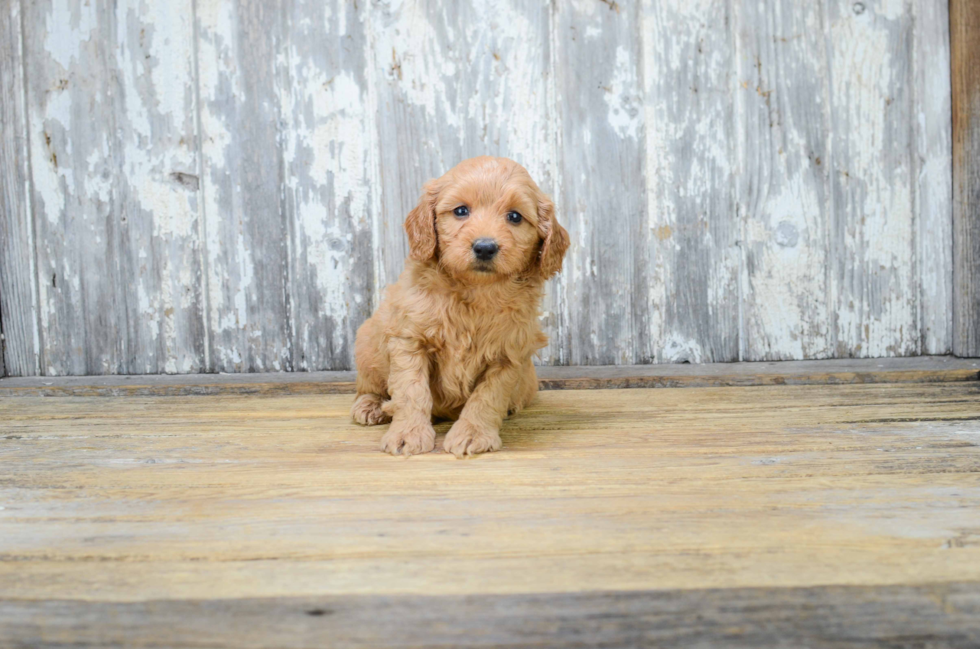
[379,337,436,456]
[444,362,520,458]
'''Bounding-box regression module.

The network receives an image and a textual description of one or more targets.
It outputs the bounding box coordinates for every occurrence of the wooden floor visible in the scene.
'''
[2,371,980,647]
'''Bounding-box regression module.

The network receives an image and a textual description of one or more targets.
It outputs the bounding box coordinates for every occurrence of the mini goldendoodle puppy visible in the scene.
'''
[351,156,569,457]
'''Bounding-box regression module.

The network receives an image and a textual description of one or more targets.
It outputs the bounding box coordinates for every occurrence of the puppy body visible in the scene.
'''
[351,157,569,457]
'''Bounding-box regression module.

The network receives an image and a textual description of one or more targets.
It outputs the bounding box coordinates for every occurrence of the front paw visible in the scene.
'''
[443,420,502,458]
[380,418,436,456]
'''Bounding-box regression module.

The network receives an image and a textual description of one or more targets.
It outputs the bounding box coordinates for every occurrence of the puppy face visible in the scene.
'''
[405,157,569,282]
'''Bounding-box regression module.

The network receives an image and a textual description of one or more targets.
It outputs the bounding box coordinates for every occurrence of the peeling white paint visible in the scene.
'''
[374,1,459,128]
[43,0,97,71]
[198,0,251,363]
[604,47,641,140]
[661,333,704,364]
[641,0,737,363]
[830,2,916,357]
[914,0,953,354]
[280,0,377,369]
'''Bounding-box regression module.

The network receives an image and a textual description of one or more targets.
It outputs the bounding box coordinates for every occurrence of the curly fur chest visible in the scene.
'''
[425,306,535,414]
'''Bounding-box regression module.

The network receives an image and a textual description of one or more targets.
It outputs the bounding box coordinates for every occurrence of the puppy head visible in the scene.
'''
[404,157,569,282]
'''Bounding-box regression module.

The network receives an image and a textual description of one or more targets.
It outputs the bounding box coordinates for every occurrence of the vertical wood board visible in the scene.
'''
[560,0,649,365]
[734,0,833,361]
[279,0,376,371]
[0,0,40,376]
[826,0,917,358]
[21,0,205,375]
[23,0,119,375]
[641,0,740,364]
[952,0,980,357]
[914,0,953,355]
[112,0,208,374]
[197,0,291,372]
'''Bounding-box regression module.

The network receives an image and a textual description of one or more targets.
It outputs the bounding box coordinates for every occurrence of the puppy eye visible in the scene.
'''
[453,206,469,218]
[506,211,523,224]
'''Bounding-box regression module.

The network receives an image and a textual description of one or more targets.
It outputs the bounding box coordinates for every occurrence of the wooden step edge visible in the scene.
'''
[1,357,977,397]
[536,368,980,391]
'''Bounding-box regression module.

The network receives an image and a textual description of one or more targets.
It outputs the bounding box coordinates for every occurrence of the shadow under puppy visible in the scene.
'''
[351,156,570,458]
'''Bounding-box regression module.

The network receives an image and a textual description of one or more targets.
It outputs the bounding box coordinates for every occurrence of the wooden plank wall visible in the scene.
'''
[952,0,980,357]
[0,0,959,376]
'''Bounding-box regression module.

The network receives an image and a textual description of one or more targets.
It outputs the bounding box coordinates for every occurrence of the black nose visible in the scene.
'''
[472,238,499,261]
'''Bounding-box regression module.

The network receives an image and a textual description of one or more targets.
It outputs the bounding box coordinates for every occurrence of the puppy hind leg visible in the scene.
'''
[351,315,392,426]
[351,393,391,426]
[352,368,391,425]
[507,360,538,417]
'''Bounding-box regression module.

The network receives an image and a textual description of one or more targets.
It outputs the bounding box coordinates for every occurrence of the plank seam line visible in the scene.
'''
[911,0,923,355]
[731,0,745,363]
[0,267,5,377]
[190,0,212,372]
[819,0,840,358]
[19,0,43,376]
[547,0,567,366]
[278,4,297,372]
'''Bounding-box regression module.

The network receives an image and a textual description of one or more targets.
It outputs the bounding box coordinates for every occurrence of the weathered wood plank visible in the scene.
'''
[3,583,980,649]
[557,0,648,365]
[112,0,207,374]
[21,0,205,376]
[279,0,376,371]
[641,0,739,363]
[367,0,559,360]
[0,383,979,605]
[23,0,118,375]
[197,0,291,372]
[952,0,980,357]
[914,0,953,354]
[826,0,917,358]
[0,0,39,377]
[0,356,975,396]
[735,0,832,361]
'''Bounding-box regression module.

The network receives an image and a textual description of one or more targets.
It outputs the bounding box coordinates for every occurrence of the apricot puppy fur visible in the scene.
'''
[351,157,569,457]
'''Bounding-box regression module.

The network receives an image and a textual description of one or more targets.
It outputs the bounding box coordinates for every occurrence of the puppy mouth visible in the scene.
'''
[471,261,497,273]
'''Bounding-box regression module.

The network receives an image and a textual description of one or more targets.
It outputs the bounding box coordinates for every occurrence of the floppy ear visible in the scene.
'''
[404,179,440,262]
[537,193,569,279]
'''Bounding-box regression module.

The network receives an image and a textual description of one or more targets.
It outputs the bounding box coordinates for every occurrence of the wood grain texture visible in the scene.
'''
[641,0,739,364]
[3,583,980,648]
[559,0,648,365]
[22,0,119,376]
[734,0,832,361]
[21,0,207,376]
[827,0,917,358]
[952,0,980,357]
[0,383,979,640]
[915,0,953,355]
[112,0,208,375]
[0,0,39,377]
[197,0,292,373]
[0,356,976,396]
[280,0,376,371]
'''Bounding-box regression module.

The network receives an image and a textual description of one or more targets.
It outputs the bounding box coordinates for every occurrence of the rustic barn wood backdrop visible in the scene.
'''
[0,0,967,376]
